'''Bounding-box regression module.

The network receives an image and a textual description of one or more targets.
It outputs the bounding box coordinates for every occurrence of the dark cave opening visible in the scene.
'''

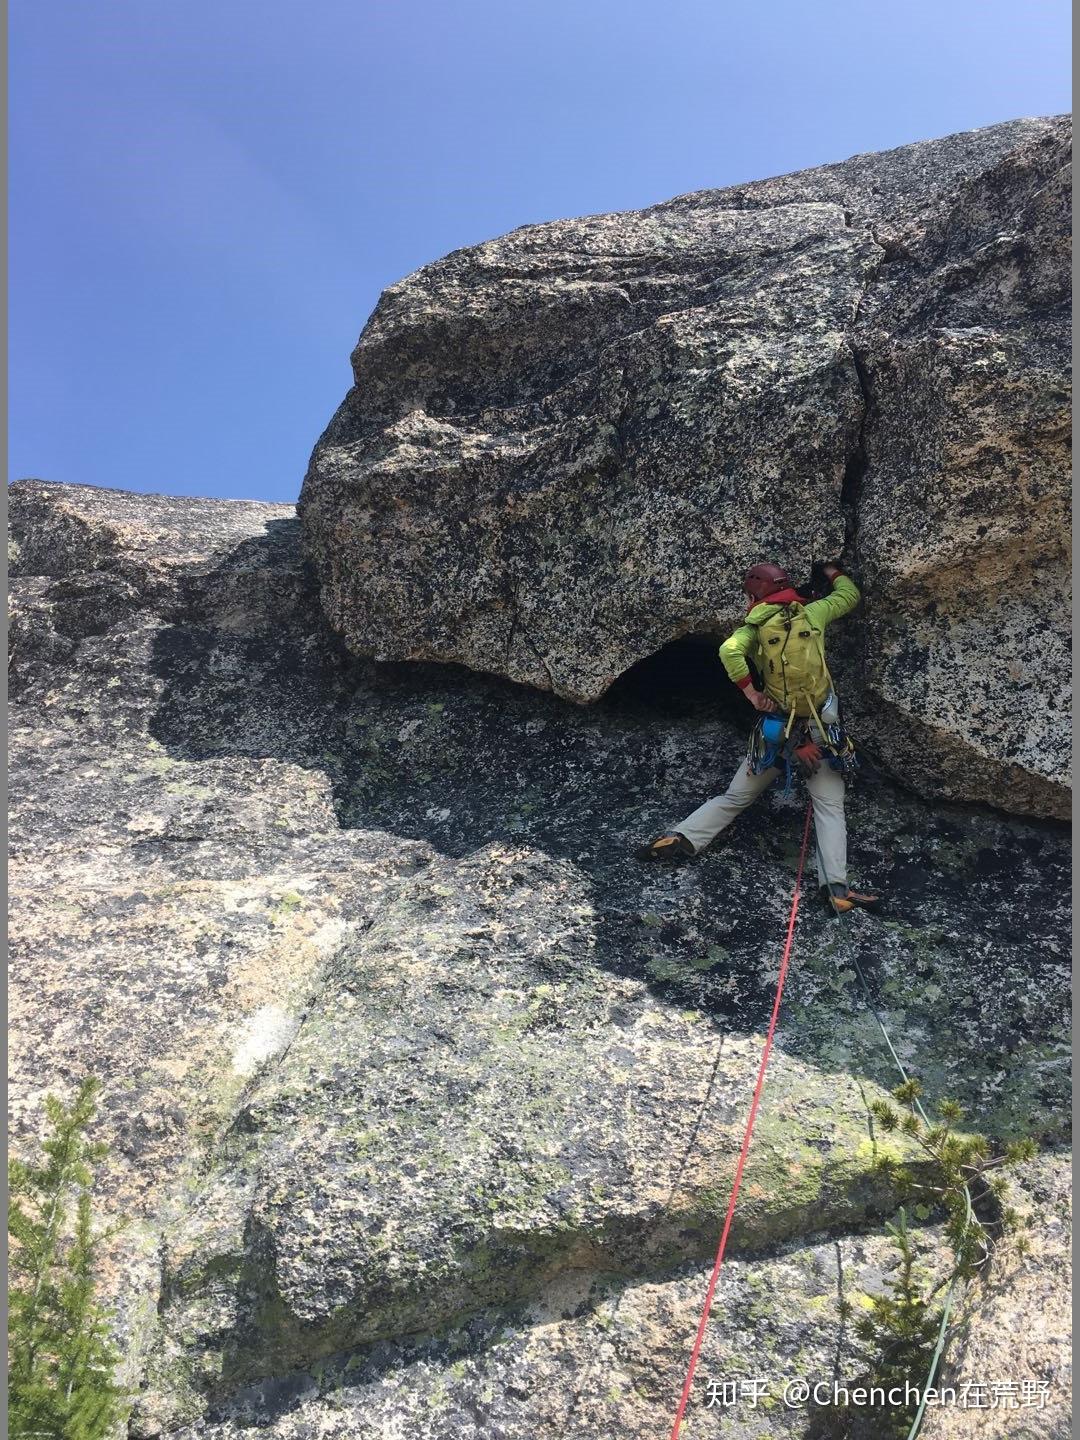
[600,633,753,725]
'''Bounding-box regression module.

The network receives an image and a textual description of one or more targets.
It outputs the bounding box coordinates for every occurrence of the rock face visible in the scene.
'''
[920,1152,1072,1440]
[299,115,1071,820]
[850,122,1072,823]
[8,479,1071,1438]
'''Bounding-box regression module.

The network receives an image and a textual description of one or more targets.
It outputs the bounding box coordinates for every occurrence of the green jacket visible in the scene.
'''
[719,574,861,690]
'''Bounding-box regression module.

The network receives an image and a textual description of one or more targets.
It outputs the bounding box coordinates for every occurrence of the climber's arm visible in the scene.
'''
[720,626,777,711]
[719,625,756,690]
[804,568,860,628]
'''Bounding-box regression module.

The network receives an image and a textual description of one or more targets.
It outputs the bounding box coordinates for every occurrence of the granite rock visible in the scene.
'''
[299,115,1071,818]
[8,479,1071,1436]
[920,1151,1072,1439]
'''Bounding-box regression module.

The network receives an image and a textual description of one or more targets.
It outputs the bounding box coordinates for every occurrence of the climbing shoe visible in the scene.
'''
[634,832,696,863]
[821,882,880,915]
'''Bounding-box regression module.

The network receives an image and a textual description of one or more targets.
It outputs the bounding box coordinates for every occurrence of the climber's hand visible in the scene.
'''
[821,561,843,582]
[794,741,823,774]
[746,687,778,713]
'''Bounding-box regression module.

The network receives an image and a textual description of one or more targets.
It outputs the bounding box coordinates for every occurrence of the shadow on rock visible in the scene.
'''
[146,526,1071,1137]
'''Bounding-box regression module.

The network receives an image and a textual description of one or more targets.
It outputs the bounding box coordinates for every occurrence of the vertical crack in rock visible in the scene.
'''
[840,337,874,575]
[515,602,558,692]
[837,217,884,694]
[839,209,884,580]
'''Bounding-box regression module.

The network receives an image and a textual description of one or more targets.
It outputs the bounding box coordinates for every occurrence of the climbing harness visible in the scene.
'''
[667,813,971,1440]
[667,802,814,1440]
[746,691,859,796]
[747,712,797,794]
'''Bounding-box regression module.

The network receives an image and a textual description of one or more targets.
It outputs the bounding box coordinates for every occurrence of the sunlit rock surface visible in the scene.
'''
[8,478,1069,1436]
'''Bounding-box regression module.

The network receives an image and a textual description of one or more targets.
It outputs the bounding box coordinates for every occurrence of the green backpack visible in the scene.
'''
[754,602,833,724]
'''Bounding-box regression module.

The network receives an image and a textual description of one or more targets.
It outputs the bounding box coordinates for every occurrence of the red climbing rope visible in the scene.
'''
[668,801,814,1440]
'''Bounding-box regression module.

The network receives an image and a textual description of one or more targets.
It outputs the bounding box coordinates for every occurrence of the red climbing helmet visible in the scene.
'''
[742,562,792,602]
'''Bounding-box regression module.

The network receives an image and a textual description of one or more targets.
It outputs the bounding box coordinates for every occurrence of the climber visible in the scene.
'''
[635,560,879,916]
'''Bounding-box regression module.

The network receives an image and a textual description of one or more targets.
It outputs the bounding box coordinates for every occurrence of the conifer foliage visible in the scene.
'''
[8,1077,127,1439]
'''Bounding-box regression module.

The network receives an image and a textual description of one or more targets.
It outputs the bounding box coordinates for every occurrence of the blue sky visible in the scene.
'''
[9,1,1071,502]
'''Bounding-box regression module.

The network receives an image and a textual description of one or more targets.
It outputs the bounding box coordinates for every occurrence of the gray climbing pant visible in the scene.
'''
[673,759,847,889]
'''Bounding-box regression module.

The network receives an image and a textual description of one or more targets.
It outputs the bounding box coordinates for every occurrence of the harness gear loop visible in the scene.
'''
[667,802,813,1440]
[748,697,857,791]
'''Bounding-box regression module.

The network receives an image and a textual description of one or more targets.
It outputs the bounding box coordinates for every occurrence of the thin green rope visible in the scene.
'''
[842,941,974,1440]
